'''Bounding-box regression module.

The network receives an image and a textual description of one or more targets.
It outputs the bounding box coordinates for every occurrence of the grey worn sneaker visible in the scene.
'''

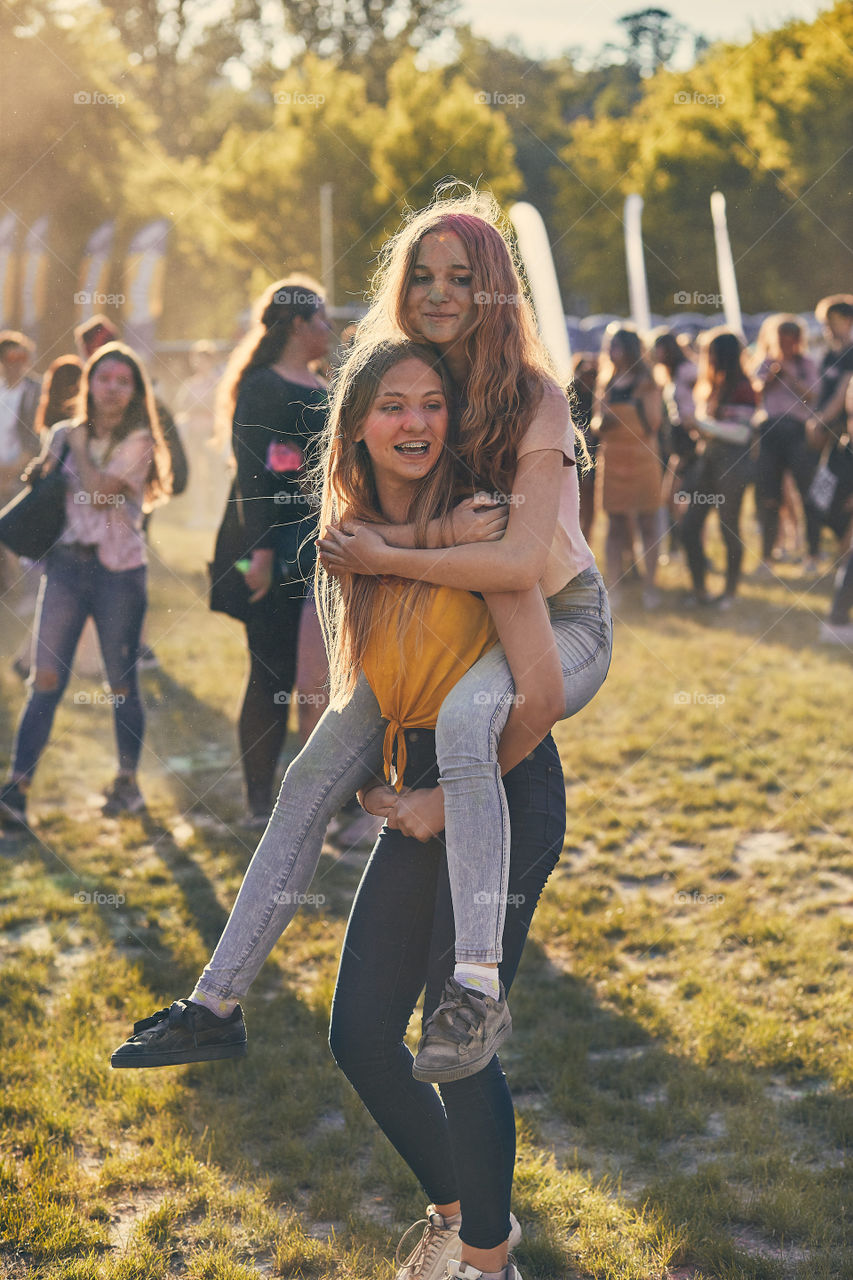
[111,999,247,1068]
[102,775,146,817]
[0,780,28,829]
[443,1261,523,1280]
[395,1207,521,1280]
[412,977,512,1084]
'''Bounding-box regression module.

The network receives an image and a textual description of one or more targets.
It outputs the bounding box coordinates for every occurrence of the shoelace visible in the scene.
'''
[422,980,488,1047]
[131,1000,194,1035]
[395,1212,453,1273]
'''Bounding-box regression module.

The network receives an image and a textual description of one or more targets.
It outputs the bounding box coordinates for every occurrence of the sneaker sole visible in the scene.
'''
[111,1041,247,1069]
[411,1014,512,1083]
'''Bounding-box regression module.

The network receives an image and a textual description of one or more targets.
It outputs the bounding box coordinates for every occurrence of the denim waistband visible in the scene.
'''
[547,565,605,612]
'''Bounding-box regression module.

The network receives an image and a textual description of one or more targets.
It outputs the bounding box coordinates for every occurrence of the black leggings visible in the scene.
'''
[757,416,820,559]
[240,580,305,814]
[328,730,566,1250]
[681,440,752,596]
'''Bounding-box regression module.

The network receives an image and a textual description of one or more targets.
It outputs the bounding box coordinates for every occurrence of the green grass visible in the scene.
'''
[0,510,850,1278]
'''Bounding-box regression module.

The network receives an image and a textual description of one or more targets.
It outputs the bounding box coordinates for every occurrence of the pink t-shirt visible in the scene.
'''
[516,399,596,598]
[755,355,819,423]
[50,422,153,570]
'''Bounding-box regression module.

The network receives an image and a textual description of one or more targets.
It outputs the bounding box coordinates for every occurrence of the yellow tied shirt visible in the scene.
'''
[361,579,497,789]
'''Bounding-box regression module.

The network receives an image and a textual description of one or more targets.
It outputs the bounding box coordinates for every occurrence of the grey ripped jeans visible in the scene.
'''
[195,566,611,999]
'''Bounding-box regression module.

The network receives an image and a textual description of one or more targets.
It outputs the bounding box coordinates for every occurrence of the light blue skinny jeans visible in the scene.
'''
[196,565,612,998]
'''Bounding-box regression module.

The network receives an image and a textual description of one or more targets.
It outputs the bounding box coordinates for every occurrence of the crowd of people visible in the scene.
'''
[0,191,851,1280]
[570,298,853,627]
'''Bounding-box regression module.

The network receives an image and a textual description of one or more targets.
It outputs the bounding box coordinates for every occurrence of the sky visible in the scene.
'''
[454,0,831,63]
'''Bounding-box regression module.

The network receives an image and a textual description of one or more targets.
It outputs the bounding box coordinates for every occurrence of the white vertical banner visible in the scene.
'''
[123,218,170,355]
[0,212,18,328]
[320,183,334,308]
[76,221,116,316]
[710,191,743,337]
[509,201,572,383]
[624,194,651,334]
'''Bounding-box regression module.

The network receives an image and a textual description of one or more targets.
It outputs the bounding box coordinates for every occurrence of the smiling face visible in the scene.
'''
[354,358,449,501]
[404,231,478,353]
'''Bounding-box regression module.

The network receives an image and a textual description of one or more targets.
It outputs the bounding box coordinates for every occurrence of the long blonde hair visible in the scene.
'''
[356,188,587,490]
[316,339,462,706]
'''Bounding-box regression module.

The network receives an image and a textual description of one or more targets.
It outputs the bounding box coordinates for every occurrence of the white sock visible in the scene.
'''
[188,988,239,1018]
[453,962,500,1001]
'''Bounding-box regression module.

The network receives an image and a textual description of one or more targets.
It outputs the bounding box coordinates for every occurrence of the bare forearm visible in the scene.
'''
[379,540,542,591]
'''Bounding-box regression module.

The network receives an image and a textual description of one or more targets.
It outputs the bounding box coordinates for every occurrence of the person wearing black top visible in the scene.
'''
[217,277,332,825]
[805,296,853,574]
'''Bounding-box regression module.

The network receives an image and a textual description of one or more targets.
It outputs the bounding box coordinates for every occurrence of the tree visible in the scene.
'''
[616,8,690,76]
[370,54,522,237]
[276,0,460,97]
[207,56,385,305]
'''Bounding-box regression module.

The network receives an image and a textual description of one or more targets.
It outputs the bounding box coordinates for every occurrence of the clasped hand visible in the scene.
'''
[359,783,446,843]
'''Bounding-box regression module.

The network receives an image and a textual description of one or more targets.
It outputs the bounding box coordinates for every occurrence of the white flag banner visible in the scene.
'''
[624,194,651,334]
[710,191,743,337]
[509,202,572,383]
[77,221,116,316]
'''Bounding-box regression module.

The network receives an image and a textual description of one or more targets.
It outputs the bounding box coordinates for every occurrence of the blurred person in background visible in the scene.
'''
[0,343,171,830]
[681,329,757,609]
[0,331,41,597]
[752,315,818,575]
[592,326,664,609]
[174,340,228,529]
[818,373,853,645]
[10,356,84,680]
[76,314,188,669]
[569,353,599,543]
[804,295,853,575]
[652,330,698,564]
[214,276,332,827]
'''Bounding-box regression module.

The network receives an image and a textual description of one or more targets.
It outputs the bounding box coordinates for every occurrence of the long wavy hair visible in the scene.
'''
[215,274,324,444]
[74,343,171,508]
[36,355,82,433]
[597,326,656,395]
[355,189,587,490]
[695,328,750,413]
[316,340,462,707]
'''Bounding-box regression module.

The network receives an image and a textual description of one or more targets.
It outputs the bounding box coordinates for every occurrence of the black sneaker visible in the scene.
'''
[0,781,28,829]
[412,977,512,1083]
[111,999,247,1068]
[102,776,146,817]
